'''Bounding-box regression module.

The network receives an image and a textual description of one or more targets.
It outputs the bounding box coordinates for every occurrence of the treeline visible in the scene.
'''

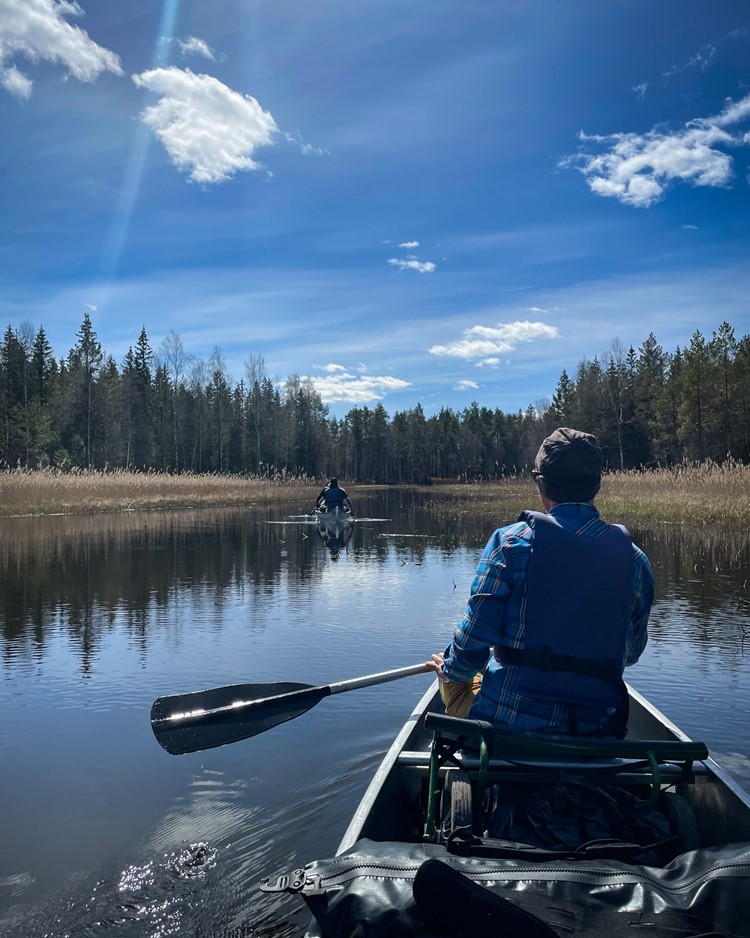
[2,314,749,481]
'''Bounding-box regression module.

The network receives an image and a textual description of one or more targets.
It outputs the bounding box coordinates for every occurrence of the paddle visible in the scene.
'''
[151,662,432,755]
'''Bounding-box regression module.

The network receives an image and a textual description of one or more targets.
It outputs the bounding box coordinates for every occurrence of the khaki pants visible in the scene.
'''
[439,674,482,718]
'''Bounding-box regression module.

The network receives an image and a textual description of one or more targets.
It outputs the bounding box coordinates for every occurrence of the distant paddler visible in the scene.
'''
[315,477,353,514]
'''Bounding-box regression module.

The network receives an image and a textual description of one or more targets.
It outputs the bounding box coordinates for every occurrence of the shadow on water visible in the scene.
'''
[1,488,750,935]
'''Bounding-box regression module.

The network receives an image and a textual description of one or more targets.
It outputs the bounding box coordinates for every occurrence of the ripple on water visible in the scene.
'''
[0,844,217,938]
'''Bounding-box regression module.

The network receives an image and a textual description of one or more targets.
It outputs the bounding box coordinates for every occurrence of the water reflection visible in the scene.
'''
[1,490,750,937]
[314,508,355,561]
[3,497,748,662]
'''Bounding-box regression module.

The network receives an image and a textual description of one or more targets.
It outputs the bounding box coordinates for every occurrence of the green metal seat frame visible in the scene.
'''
[423,712,709,841]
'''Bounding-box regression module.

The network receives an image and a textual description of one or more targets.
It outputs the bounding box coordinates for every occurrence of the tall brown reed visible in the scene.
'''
[416,460,750,528]
[2,461,749,525]
[0,467,319,517]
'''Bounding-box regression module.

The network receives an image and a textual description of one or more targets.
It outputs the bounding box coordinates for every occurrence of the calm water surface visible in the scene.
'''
[1,490,750,936]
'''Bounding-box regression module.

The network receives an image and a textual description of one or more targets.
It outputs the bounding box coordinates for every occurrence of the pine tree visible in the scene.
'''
[679,332,711,461]
[551,369,574,424]
[1,326,26,464]
[70,312,103,467]
[709,322,737,459]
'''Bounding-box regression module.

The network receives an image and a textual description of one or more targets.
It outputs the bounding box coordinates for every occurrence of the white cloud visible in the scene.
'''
[177,36,217,61]
[715,95,750,127]
[429,320,560,360]
[283,130,329,157]
[308,373,411,404]
[131,68,278,184]
[562,91,750,207]
[388,257,436,273]
[320,363,347,373]
[455,379,479,391]
[0,63,31,100]
[0,0,122,99]
[632,82,648,100]
[524,305,565,315]
[663,43,717,78]
[86,302,98,312]
[477,358,500,368]
[682,224,699,230]
[298,141,328,156]
[398,240,419,248]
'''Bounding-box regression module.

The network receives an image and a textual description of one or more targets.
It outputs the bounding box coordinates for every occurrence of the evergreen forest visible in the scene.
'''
[2,314,749,482]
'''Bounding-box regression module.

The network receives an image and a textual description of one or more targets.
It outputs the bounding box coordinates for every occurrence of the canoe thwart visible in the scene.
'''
[423,712,709,762]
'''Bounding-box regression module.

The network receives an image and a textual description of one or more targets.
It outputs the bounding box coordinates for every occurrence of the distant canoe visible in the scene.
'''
[312,505,353,523]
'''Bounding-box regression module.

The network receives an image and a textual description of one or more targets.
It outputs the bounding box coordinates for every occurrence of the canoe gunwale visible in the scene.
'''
[304,683,750,938]
[337,681,750,855]
[628,683,750,811]
[337,680,438,853]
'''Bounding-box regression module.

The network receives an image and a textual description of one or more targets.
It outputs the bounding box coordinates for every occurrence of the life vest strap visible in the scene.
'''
[496,644,622,688]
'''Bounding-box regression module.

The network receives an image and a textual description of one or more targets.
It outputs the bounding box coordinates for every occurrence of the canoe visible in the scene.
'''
[314,506,354,554]
[313,505,353,522]
[335,681,750,851]
[286,682,750,937]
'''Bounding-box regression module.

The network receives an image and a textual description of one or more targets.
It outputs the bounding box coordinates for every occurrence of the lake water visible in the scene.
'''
[1,489,750,936]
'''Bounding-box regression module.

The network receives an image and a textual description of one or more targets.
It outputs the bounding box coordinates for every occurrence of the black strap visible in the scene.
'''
[496,643,622,686]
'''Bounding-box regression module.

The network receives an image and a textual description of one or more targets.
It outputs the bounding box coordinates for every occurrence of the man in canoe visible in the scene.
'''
[315,477,353,513]
[427,427,654,738]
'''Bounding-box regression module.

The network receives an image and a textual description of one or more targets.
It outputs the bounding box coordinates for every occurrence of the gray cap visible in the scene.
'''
[532,427,602,503]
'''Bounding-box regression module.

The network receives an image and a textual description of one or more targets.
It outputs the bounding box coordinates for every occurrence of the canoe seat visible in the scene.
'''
[424,712,709,763]
[422,713,709,843]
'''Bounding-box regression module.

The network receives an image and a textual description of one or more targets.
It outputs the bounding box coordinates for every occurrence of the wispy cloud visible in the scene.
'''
[0,0,122,100]
[398,240,419,248]
[632,82,648,100]
[524,305,565,315]
[477,358,500,368]
[131,68,278,184]
[430,321,560,360]
[283,130,329,157]
[663,43,717,78]
[561,92,750,207]
[388,257,436,273]
[309,371,410,404]
[177,36,218,61]
[455,379,479,391]
[320,363,347,373]
[682,223,699,230]
[0,63,31,101]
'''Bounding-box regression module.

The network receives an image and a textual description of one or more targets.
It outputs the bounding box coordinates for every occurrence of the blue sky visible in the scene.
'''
[1,1,749,417]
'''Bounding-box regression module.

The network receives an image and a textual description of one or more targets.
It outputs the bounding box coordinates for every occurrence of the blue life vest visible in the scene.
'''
[495,510,633,728]
[323,486,345,507]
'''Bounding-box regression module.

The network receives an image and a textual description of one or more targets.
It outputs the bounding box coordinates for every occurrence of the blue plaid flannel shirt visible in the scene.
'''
[442,503,654,734]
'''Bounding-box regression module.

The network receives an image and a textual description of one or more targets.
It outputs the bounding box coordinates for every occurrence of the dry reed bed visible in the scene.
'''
[600,459,750,526]
[423,460,750,528]
[1,461,749,525]
[0,467,318,516]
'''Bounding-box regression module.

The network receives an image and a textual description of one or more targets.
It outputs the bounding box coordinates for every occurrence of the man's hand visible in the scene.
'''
[425,652,451,683]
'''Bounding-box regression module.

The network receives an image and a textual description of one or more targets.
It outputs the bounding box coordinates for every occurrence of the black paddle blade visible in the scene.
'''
[151,682,329,755]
